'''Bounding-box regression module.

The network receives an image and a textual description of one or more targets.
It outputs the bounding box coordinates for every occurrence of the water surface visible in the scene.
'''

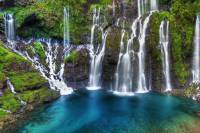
[15,90,200,133]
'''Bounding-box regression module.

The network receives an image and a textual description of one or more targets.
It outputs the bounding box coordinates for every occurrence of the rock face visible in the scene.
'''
[65,48,90,88]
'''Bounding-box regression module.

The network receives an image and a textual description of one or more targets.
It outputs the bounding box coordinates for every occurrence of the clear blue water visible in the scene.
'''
[16,90,200,133]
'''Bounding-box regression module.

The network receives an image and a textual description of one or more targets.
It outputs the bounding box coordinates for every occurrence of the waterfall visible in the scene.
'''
[87,7,109,90]
[7,78,16,94]
[160,20,172,92]
[2,8,73,95]
[113,17,138,95]
[150,0,158,11]
[4,13,15,47]
[88,30,108,90]
[192,16,200,84]
[137,13,153,93]
[114,28,135,96]
[138,0,144,17]
[114,0,158,95]
[136,0,158,93]
[64,7,70,49]
[112,0,116,17]
[25,39,73,95]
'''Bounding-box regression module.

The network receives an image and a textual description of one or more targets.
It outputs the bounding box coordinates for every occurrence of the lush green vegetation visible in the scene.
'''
[0,0,112,43]
[9,72,47,92]
[0,109,8,120]
[65,51,79,63]
[0,40,59,121]
[150,0,200,85]
[0,41,28,72]
[33,42,46,61]
[20,87,59,104]
[0,90,20,112]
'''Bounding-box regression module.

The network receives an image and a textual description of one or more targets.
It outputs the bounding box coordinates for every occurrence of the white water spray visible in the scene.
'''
[192,16,200,84]
[160,20,172,92]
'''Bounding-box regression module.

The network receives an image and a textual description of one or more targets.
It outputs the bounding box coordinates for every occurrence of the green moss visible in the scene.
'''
[20,87,59,104]
[2,0,112,43]
[9,72,47,92]
[65,51,79,63]
[149,0,199,86]
[0,90,20,112]
[0,72,5,82]
[0,41,28,72]
[0,109,8,120]
[26,45,35,58]
[184,85,197,98]
[33,42,46,61]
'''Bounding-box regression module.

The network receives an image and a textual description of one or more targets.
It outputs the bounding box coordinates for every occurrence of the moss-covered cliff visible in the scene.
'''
[0,41,60,130]
[149,0,200,91]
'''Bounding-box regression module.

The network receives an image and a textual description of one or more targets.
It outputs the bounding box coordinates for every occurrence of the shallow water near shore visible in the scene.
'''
[14,89,200,133]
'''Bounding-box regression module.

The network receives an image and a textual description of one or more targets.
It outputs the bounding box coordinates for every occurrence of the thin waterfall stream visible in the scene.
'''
[160,20,172,92]
[192,15,200,84]
[4,13,15,48]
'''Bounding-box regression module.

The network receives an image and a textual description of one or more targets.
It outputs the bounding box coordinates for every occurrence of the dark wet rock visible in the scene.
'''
[64,48,90,88]
[21,13,38,27]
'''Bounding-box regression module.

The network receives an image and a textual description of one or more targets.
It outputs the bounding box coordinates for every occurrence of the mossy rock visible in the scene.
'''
[65,51,79,63]
[19,87,59,104]
[9,72,47,92]
[33,41,46,61]
[184,85,198,98]
[0,90,21,112]
[0,109,9,121]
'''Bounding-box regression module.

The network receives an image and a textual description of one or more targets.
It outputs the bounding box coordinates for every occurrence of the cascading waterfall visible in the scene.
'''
[192,15,200,84]
[2,8,73,95]
[150,0,158,11]
[136,0,158,93]
[64,7,70,49]
[88,31,108,90]
[113,16,139,95]
[88,8,109,90]
[114,0,158,95]
[160,20,172,92]
[25,39,73,95]
[114,28,135,96]
[4,13,15,47]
